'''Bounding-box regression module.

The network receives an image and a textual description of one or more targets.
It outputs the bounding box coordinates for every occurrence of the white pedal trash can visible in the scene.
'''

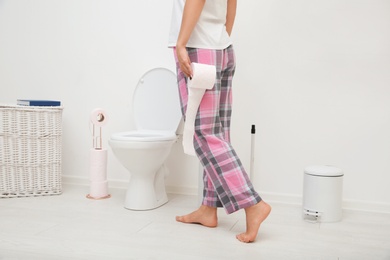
[303,165,343,223]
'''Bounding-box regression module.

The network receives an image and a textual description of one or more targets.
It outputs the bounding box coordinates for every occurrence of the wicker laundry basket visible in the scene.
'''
[0,105,63,198]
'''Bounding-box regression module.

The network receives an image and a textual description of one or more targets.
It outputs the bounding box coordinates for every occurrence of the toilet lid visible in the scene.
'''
[133,68,182,132]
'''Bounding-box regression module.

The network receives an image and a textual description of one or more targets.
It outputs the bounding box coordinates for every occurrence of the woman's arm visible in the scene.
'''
[226,0,237,36]
[176,0,206,77]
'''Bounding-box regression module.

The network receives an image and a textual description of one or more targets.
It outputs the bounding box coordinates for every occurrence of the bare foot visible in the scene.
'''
[236,200,271,243]
[176,205,218,228]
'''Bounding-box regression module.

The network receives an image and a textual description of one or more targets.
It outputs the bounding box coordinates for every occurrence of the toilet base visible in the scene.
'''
[123,165,169,211]
[124,194,168,211]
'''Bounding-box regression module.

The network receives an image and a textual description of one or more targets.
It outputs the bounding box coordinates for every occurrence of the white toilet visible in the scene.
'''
[109,68,182,210]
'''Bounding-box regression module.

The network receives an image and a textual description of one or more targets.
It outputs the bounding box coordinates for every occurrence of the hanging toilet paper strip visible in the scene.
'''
[183,63,216,156]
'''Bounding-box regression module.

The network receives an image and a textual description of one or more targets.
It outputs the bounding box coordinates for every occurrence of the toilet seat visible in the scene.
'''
[111,130,177,142]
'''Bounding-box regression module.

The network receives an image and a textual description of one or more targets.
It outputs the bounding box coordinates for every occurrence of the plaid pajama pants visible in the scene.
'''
[174,45,262,214]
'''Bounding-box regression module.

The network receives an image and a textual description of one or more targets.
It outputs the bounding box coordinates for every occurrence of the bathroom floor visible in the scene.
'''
[0,184,389,260]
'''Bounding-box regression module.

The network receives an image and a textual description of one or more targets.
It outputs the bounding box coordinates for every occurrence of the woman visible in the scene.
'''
[168,0,271,243]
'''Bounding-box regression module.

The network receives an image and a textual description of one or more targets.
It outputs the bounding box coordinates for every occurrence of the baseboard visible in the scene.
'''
[261,191,390,214]
[62,175,90,186]
[165,185,198,196]
[61,175,198,196]
[342,199,390,214]
[62,175,390,214]
[260,191,302,206]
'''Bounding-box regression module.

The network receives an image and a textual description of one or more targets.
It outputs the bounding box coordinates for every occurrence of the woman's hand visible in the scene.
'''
[176,45,193,78]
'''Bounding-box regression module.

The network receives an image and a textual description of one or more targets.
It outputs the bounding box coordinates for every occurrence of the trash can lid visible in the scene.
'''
[304,165,343,177]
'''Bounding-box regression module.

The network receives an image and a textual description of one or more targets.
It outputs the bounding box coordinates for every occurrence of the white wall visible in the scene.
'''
[1,0,389,212]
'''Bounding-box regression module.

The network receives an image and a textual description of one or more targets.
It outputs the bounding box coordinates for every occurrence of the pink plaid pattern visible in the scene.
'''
[174,46,262,214]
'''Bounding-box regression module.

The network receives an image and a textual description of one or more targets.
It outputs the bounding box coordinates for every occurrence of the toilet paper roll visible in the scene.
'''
[188,63,216,90]
[90,108,108,127]
[87,149,110,199]
[89,149,108,182]
[183,63,216,156]
[89,181,109,198]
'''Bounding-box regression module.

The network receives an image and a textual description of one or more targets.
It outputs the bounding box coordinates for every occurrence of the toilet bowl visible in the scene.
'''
[109,68,182,210]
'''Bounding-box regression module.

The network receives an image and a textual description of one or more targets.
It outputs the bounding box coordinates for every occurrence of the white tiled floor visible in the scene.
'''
[0,184,389,260]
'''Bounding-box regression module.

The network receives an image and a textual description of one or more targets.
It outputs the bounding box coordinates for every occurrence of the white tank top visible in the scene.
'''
[168,0,232,50]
